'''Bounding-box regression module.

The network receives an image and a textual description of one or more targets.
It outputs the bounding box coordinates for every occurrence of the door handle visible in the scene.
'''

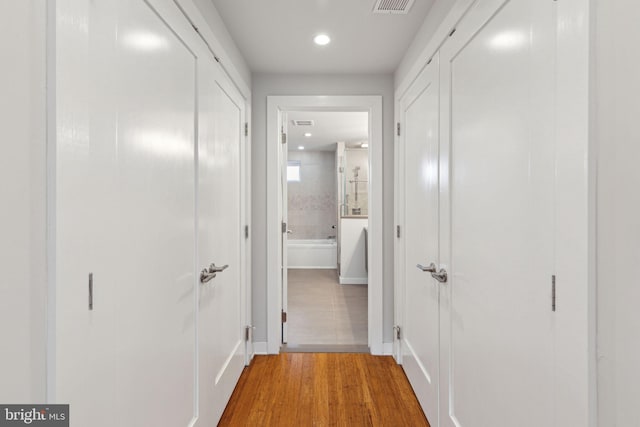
[200,263,229,284]
[209,263,229,273]
[287,229,293,234]
[417,263,437,273]
[431,268,448,283]
[200,269,216,284]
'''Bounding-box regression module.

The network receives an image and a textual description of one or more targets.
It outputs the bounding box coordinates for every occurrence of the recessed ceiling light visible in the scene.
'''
[298,146,305,150]
[313,34,331,46]
[361,143,369,148]
[304,133,312,137]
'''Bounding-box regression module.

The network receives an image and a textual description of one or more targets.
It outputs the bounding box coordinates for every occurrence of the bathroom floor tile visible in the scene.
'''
[286,268,368,346]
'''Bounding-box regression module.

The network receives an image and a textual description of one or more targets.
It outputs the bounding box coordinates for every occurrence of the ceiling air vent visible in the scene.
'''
[373,0,415,14]
[291,120,315,126]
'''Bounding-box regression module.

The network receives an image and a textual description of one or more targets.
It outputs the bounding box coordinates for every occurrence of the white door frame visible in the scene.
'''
[242,100,253,364]
[266,95,384,355]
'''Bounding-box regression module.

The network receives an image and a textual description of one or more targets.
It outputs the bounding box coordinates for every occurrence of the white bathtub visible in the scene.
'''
[287,239,337,269]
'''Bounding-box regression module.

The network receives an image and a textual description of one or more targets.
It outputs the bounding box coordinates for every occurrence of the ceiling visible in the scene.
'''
[287,111,368,151]
[210,0,435,74]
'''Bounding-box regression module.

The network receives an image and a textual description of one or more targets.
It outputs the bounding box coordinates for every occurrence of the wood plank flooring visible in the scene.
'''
[218,353,430,426]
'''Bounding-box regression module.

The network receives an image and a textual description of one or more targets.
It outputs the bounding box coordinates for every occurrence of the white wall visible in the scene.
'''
[251,73,395,343]
[595,1,640,425]
[0,0,48,403]
[394,0,456,89]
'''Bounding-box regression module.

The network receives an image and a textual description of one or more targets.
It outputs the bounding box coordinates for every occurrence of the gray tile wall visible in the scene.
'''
[288,151,337,239]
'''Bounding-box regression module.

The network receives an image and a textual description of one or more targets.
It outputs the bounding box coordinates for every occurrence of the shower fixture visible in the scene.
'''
[348,166,368,215]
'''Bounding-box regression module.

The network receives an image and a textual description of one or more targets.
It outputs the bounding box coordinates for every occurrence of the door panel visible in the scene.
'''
[197,59,244,425]
[401,56,440,425]
[439,0,556,426]
[115,1,196,425]
[55,1,119,424]
[56,0,197,425]
[55,1,250,425]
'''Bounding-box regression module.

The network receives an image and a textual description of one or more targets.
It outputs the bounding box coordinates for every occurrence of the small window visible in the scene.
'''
[287,161,301,182]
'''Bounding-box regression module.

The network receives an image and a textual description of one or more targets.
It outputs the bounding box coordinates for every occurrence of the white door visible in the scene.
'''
[196,55,245,425]
[280,114,290,344]
[400,55,441,425]
[55,1,119,424]
[55,1,197,425]
[438,0,556,425]
[115,1,197,424]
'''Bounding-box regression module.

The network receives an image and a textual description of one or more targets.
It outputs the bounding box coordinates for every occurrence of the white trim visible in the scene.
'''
[243,98,253,364]
[555,0,595,425]
[214,340,243,385]
[193,48,200,423]
[393,99,403,364]
[339,277,368,285]
[267,95,384,355]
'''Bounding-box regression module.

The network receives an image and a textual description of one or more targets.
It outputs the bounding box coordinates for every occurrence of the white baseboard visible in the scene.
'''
[253,341,268,355]
[255,340,392,357]
[339,276,368,285]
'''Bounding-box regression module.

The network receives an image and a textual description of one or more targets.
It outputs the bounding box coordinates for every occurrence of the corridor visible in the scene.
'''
[219,353,429,426]
[2,0,637,426]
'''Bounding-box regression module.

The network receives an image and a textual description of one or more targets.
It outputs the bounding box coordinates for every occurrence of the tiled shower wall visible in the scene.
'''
[288,151,337,240]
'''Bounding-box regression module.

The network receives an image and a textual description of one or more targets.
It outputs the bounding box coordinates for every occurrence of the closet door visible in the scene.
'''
[55,1,119,424]
[56,0,197,425]
[196,56,245,426]
[399,55,441,425]
[438,0,557,425]
[114,0,196,425]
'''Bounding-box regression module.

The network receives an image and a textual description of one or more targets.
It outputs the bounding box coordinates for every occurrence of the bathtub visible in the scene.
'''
[287,239,337,269]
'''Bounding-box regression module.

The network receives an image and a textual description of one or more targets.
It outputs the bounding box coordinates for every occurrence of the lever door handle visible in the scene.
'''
[431,268,448,283]
[200,264,229,284]
[209,263,229,273]
[417,263,437,273]
[200,269,216,284]
[286,229,293,234]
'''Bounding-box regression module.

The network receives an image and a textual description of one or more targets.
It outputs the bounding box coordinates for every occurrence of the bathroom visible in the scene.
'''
[285,111,370,348]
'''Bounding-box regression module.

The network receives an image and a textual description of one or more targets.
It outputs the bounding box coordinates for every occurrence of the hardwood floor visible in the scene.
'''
[218,353,430,426]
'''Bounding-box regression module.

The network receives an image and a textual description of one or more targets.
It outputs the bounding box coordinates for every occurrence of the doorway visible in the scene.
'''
[283,111,369,351]
[266,96,384,355]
